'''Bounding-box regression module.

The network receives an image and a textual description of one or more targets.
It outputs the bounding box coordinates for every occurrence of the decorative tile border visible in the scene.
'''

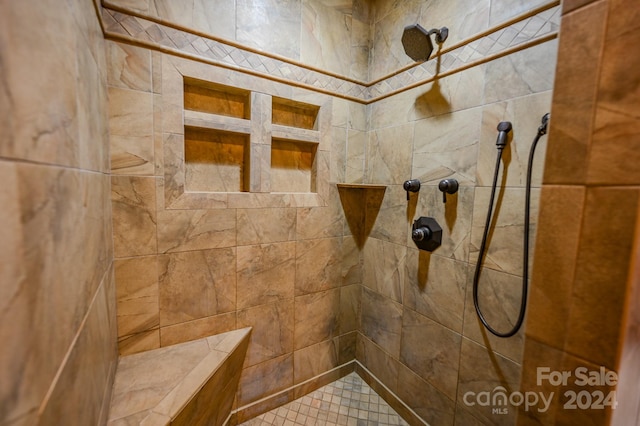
[102,2,560,104]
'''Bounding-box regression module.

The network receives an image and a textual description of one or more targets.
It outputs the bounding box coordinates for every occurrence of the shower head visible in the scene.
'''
[401,24,449,62]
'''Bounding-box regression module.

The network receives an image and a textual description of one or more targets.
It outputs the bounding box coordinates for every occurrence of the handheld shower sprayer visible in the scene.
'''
[473,114,549,338]
[495,121,513,148]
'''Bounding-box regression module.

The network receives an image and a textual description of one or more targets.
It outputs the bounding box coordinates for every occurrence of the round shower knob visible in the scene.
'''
[438,178,459,203]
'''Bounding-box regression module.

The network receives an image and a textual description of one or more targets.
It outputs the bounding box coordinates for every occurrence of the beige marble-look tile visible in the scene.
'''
[477,92,552,188]
[300,1,352,76]
[76,42,110,173]
[413,107,480,186]
[338,331,357,365]
[369,0,420,80]
[293,339,339,384]
[369,184,410,246]
[341,235,362,287]
[526,185,584,349]
[184,127,250,193]
[396,363,456,426]
[118,329,160,356]
[0,161,29,420]
[356,334,401,394]
[413,185,474,261]
[160,311,236,347]
[157,209,236,253]
[236,0,301,60]
[149,0,236,41]
[566,187,640,370]
[158,248,236,327]
[296,187,344,240]
[484,40,557,104]
[360,287,403,358]
[39,282,117,426]
[237,300,294,367]
[236,242,296,310]
[295,237,343,295]
[108,87,153,138]
[544,1,607,185]
[404,251,468,333]
[115,256,159,338]
[109,339,210,421]
[489,0,548,25]
[419,0,490,47]
[294,289,340,350]
[470,187,540,276]
[339,285,361,335]
[237,354,294,406]
[348,19,371,81]
[2,163,112,421]
[110,134,155,176]
[366,122,414,185]
[363,238,406,303]
[331,126,347,183]
[462,268,525,363]
[237,208,296,246]
[106,41,152,91]
[111,175,158,257]
[345,129,366,183]
[411,65,486,121]
[400,308,461,400]
[456,338,521,425]
[0,1,81,168]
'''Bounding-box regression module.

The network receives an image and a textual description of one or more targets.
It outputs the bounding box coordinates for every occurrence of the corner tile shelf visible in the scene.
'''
[108,328,251,426]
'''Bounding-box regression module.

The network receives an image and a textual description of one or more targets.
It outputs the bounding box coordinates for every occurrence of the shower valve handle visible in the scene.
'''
[403,179,421,200]
[438,179,459,203]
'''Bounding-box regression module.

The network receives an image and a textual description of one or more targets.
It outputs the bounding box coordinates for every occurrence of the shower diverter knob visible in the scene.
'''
[411,217,442,252]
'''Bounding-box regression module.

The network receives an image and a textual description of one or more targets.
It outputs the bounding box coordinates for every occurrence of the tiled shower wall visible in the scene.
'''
[358,2,557,426]
[520,0,640,424]
[104,0,560,424]
[0,1,117,425]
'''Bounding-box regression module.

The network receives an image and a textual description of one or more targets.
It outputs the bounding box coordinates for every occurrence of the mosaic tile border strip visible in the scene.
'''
[101,2,560,104]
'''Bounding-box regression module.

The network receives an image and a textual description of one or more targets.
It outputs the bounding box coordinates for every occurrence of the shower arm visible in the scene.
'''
[427,28,448,44]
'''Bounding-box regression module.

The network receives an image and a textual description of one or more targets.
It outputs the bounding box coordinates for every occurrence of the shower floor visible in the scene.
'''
[239,372,410,426]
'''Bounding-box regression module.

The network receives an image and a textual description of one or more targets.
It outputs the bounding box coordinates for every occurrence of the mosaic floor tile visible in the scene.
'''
[239,372,409,426]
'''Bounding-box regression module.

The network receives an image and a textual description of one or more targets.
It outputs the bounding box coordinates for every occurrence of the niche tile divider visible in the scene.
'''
[100,1,560,105]
[162,55,329,209]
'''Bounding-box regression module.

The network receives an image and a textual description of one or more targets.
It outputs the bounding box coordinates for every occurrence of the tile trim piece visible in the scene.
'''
[100,2,560,104]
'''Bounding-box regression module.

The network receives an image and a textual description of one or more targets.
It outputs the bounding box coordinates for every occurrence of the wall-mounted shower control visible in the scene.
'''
[403,179,421,200]
[411,217,442,252]
[438,178,459,203]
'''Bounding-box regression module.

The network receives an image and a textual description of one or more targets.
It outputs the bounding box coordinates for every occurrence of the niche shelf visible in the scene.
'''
[174,74,327,206]
[184,77,251,119]
[271,138,318,193]
[269,97,321,194]
[184,126,250,193]
[272,97,320,130]
[183,79,252,193]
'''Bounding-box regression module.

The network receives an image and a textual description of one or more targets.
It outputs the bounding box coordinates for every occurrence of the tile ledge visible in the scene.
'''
[107,327,252,425]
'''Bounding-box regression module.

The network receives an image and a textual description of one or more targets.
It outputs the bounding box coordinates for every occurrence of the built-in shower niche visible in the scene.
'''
[270,97,320,193]
[271,138,318,193]
[184,127,250,192]
[184,77,250,118]
[183,78,252,193]
[272,96,319,130]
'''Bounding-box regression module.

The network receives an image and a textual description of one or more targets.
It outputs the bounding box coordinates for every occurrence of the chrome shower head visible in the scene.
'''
[401,24,449,62]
